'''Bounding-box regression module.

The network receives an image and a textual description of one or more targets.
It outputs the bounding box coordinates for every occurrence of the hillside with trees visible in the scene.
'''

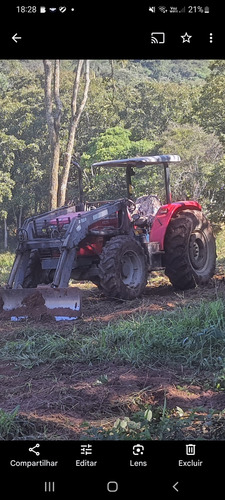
[0,59,224,248]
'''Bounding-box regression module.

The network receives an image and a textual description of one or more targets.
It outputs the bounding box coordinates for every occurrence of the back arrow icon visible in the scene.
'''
[12,33,22,43]
[173,482,179,492]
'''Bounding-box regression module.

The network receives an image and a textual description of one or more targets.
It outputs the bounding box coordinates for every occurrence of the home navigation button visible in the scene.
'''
[107,481,119,493]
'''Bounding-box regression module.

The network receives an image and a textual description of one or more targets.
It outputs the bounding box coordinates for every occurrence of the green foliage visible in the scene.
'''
[84,126,133,162]
[82,126,156,200]
[136,60,211,82]
[89,60,211,84]
[205,157,225,222]
[0,70,50,234]
[82,406,225,441]
[0,327,79,368]
[0,406,20,440]
[0,251,15,284]
[91,300,225,370]
[159,123,223,203]
[0,171,14,203]
[122,81,199,141]
[195,61,225,142]
[215,224,225,268]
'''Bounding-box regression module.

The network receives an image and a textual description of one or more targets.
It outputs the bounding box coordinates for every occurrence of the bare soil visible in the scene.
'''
[1,275,225,440]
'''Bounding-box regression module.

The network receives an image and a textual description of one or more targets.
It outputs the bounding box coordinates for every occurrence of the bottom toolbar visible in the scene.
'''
[1,440,223,498]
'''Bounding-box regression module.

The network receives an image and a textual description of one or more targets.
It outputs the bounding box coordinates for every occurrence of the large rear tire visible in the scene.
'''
[164,210,216,290]
[99,235,148,299]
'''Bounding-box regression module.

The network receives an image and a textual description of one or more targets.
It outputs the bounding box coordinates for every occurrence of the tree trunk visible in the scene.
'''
[43,60,62,210]
[43,60,90,209]
[18,206,23,228]
[58,60,90,207]
[4,217,8,250]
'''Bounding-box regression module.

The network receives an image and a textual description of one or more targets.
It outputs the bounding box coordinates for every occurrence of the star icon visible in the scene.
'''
[181,32,192,43]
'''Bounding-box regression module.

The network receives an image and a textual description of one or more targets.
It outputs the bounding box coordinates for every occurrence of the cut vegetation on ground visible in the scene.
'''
[1,228,225,440]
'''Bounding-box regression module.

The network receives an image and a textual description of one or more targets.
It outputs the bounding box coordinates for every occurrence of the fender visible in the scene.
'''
[150,201,201,250]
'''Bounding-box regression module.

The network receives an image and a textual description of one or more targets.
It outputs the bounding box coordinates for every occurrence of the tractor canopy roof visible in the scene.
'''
[92,155,181,169]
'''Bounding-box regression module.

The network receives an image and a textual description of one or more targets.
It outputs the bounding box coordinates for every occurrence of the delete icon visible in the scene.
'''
[186,444,196,456]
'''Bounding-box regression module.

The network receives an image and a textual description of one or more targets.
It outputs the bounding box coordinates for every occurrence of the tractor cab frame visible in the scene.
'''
[91,154,178,205]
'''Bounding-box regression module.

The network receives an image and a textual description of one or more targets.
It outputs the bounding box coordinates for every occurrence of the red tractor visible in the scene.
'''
[0,155,216,319]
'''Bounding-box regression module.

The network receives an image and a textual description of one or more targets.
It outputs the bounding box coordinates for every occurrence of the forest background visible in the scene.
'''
[0,59,225,249]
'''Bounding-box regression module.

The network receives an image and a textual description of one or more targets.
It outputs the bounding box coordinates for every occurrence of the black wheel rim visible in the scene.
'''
[121,250,142,287]
[189,232,208,271]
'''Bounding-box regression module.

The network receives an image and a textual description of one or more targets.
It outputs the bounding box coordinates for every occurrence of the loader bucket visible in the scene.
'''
[0,287,82,321]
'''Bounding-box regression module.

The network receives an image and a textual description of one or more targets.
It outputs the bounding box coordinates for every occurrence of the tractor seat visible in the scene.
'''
[133,195,161,226]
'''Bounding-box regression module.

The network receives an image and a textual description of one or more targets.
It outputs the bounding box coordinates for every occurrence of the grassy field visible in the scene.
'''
[1,298,225,440]
[0,226,225,440]
[0,299,224,370]
[0,252,14,286]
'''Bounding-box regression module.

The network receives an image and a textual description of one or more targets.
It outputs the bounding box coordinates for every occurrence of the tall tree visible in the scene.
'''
[43,60,62,209]
[59,60,90,207]
[43,59,90,209]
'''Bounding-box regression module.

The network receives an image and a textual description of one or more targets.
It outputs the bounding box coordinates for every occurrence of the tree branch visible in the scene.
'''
[53,60,63,133]
[71,60,84,117]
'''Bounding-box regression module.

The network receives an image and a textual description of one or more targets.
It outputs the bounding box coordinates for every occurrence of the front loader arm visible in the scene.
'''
[50,199,132,288]
[7,199,131,289]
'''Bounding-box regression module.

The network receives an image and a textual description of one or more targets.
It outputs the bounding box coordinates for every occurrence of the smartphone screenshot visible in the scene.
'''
[0,1,224,497]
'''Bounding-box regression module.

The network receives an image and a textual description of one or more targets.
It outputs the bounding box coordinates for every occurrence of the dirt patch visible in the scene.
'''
[22,291,45,307]
[79,277,224,324]
[1,360,225,440]
[1,277,225,440]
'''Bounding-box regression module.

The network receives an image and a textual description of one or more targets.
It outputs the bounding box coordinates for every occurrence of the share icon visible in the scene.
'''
[29,443,40,456]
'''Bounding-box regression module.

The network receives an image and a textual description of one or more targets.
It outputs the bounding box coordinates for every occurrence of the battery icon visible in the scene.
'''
[204,6,210,13]
[40,6,46,13]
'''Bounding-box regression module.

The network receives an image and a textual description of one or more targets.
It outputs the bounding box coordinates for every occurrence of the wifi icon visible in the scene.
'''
[158,6,167,13]
[151,32,165,44]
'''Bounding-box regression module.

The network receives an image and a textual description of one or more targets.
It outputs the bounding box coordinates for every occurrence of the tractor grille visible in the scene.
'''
[39,248,60,259]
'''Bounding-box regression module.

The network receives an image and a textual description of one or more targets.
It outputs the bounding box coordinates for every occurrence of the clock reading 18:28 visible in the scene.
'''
[16,6,37,13]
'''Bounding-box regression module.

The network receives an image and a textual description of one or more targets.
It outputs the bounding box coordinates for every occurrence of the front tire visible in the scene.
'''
[164,210,216,290]
[98,235,148,299]
[22,249,43,288]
